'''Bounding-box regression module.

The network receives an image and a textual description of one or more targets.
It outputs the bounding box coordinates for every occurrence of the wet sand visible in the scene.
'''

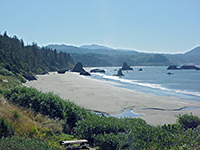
[24,72,200,125]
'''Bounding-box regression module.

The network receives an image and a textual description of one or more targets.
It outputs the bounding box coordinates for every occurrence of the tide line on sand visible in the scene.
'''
[24,72,200,126]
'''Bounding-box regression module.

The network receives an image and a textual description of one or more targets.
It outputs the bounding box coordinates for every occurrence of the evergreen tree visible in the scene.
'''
[0,32,73,75]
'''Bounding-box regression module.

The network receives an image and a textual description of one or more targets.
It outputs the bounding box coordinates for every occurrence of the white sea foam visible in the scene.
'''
[94,73,200,97]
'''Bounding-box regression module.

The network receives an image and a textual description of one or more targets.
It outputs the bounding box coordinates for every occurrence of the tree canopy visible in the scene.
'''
[0,32,73,75]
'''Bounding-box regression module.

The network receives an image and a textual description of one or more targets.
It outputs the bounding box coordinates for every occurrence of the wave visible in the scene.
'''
[92,73,200,97]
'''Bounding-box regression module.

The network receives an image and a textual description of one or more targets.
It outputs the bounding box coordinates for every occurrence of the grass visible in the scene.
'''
[0,96,74,149]
[0,72,96,149]
[0,74,22,90]
[0,73,80,149]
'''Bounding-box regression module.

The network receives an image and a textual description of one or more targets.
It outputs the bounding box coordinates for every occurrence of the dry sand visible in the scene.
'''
[24,72,200,126]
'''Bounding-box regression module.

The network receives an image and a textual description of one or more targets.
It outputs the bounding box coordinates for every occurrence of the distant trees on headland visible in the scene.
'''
[0,32,73,75]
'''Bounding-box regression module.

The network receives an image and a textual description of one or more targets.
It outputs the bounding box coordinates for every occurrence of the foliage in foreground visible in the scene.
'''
[3,86,92,130]
[177,113,200,129]
[75,114,200,149]
[2,86,200,149]
[0,95,74,149]
[0,118,15,139]
[0,136,61,150]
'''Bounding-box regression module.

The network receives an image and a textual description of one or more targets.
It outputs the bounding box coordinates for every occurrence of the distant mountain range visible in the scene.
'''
[46,44,200,67]
[47,44,138,55]
[164,46,200,66]
[80,44,113,50]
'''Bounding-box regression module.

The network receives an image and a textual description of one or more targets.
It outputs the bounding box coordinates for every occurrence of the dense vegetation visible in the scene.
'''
[0,32,73,75]
[47,44,171,67]
[0,118,15,139]
[0,136,60,150]
[3,86,91,130]
[72,53,170,67]
[0,94,74,149]
[48,44,200,66]
[2,86,200,149]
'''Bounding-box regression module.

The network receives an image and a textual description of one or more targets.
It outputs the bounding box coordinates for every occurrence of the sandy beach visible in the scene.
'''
[24,72,200,126]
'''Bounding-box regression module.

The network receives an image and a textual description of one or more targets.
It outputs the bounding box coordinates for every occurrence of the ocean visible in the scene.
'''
[87,66,200,102]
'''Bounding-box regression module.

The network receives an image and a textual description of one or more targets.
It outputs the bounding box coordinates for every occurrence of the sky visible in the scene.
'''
[0,0,200,53]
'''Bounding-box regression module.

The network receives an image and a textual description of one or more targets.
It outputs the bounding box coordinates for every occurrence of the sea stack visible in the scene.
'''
[121,62,133,70]
[72,62,85,72]
[114,69,124,76]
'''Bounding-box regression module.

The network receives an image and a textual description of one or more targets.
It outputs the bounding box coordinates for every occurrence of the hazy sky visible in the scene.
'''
[1,0,200,53]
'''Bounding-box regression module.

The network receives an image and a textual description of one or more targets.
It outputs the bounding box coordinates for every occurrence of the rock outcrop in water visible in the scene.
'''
[72,62,85,72]
[90,69,105,73]
[121,62,133,70]
[138,68,143,71]
[80,71,91,76]
[167,65,200,70]
[180,65,200,70]
[72,62,91,76]
[114,69,124,76]
[167,65,180,70]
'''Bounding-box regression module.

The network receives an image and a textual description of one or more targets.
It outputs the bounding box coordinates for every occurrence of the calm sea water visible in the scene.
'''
[87,66,200,102]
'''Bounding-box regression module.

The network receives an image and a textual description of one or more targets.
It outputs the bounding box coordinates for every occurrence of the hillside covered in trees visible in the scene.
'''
[47,44,171,67]
[0,32,73,75]
[47,44,200,67]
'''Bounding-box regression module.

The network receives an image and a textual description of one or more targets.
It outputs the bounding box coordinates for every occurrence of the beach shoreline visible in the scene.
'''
[24,72,200,125]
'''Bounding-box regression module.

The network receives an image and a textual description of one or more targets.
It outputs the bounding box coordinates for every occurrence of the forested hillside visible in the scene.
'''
[47,44,171,67]
[0,32,73,75]
[71,53,170,67]
[164,46,200,65]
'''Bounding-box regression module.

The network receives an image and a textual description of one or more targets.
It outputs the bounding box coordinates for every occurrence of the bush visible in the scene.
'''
[22,73,37,81]
[0,67,14,76]
[177,113,200,129]
[12,110,20,120]
[15,74,26,83]
[0,136,61,150]
[3,86,91,130]
[94,133,129,150]
[75,115,148,146]
[0,118,15,138]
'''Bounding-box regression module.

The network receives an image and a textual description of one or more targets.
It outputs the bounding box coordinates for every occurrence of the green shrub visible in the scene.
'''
[94,133,129,150]
[12,110,21,120]
[0,136,61,150]
[75,115,148,146]
[0,67,14,76]
[0,118,15,138]
[3,86,91,130]
[15,74,26,83]
[177,113,200,129]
